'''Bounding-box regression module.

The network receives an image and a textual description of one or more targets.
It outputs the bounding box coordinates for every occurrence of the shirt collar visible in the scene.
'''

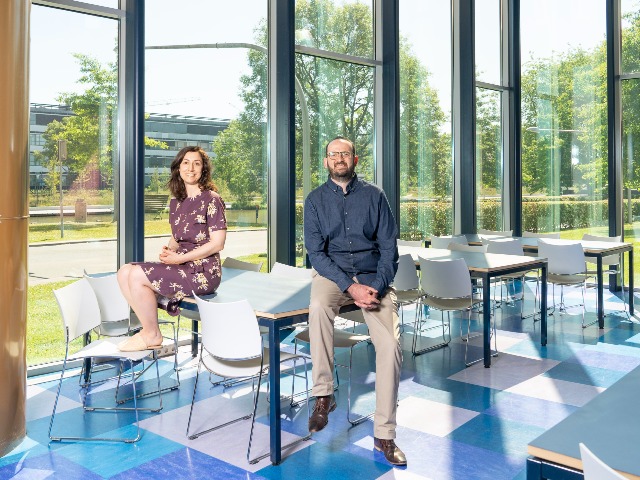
[326,173,359,194]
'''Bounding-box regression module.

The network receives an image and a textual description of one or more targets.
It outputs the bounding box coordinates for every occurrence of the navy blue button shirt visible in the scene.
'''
[304,174,399,294]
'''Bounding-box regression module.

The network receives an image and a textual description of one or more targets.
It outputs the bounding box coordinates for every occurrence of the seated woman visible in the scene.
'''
[117,146,227,351]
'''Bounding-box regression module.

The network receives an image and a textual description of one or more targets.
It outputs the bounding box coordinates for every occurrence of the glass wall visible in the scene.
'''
[294,0,376,264]
[621,0,640,287]
[475,0,505,231]
[145,1,268,274]
[398,0,453,240]
[520,0,608,237]
[28,5,119,365]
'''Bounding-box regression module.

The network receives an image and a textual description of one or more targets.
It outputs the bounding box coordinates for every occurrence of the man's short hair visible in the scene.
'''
[325,136,356,156]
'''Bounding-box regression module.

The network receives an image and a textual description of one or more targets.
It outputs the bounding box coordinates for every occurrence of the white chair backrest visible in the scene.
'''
[478,228,513,237]
[582,234,622,266]
[270,262,313,280]
[393,254,420,291]
[194,295,262,361]
[447,243,487,253]
[486,238,525,256]
[419,257,471,298]
[222,257,262,272]
[431,235,468,249]
[522,231,561,239]
[84,272,130,323]
[579,443,627,480]
[538,239,586,275]
[397,239,424,247]
[54,279,102,341]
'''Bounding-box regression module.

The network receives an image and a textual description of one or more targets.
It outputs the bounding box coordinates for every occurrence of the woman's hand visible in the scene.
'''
[159,245,182,265]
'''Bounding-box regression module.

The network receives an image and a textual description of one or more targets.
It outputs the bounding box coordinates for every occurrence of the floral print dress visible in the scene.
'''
[135,190,227,300]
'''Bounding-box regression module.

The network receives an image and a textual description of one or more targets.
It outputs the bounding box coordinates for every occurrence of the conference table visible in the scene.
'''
[462,235,635,328]
[179,267,316,466]
[398,245,549,367]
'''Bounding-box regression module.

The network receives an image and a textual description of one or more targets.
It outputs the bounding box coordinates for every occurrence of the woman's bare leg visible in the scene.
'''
[117,264,136,307]
[118,264,163,347]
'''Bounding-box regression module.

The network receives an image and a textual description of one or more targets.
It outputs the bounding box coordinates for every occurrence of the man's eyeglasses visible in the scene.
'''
[327,151,353,159]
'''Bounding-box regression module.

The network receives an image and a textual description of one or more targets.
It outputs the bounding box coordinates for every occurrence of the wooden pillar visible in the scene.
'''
[0,0,30,456]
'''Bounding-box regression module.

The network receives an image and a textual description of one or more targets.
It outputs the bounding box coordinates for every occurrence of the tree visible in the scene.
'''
[36,53,166,196]
[211,0,452,211]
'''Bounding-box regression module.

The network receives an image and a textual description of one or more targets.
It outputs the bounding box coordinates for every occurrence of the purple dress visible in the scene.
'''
[136,190,227,300]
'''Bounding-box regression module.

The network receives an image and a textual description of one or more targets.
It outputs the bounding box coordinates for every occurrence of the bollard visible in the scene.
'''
[75,198,87,223]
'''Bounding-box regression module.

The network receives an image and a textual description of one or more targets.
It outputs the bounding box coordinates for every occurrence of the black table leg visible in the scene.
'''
[191,318,199,358]
[483,274,491,368]
[629,249,634,314]
[267,322,282,465]
[540,264,547,346]
[597,256,604,329]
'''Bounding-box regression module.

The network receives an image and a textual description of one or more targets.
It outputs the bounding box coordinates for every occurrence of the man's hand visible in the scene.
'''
[347,283,380,310]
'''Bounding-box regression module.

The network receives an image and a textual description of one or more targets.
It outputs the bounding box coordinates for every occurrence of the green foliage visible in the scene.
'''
[37,54,167,194]
[398,197,625,239]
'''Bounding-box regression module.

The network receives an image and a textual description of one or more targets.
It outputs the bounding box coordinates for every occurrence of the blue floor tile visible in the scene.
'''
[111,447,269,480]
[10,286,640,480]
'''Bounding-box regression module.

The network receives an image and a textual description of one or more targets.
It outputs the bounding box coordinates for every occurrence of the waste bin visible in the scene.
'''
[75,198,87,223]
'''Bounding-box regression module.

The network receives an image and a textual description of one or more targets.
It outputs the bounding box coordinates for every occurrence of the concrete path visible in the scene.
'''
[28,228,268,285]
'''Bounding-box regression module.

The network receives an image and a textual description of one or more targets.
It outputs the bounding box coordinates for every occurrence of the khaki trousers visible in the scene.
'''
[308,271,402,439]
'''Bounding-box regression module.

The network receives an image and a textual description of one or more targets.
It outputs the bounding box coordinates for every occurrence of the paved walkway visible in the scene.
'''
[28,228,268,285]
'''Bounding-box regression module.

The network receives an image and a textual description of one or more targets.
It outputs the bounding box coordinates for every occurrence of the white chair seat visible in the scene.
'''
[395,289,423,303]
[423,295,479,311]
[547,273,588,285]
[294,327,370,348]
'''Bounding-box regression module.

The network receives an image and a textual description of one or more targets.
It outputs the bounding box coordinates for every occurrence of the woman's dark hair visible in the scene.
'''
[167,146,217,201]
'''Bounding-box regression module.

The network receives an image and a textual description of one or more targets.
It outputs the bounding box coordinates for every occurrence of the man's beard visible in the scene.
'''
[328,162,355,181]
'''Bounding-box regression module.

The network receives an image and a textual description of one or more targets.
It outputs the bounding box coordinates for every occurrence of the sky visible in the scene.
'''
[29,0,621,120]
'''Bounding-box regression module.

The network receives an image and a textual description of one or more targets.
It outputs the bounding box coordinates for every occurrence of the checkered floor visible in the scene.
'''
[3,284,640,480]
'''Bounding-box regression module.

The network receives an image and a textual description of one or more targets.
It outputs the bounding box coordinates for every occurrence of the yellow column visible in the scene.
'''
[0,0,30,456]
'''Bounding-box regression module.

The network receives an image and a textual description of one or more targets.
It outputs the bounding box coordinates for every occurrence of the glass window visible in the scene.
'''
[476,88,504,230]
[398,0,453,240]
[295,54,375,264]
[622,0,640,73]
[295,0,374,58]
[28,6,119,366]
[475,0,502,85]
[621,1,640,288]
[145,2,268,341]
[521,0,608,238]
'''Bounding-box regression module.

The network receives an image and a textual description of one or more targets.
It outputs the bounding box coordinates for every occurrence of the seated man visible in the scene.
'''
[304,136,406,467]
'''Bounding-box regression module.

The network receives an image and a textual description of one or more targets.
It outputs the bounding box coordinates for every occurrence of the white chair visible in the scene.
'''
[49,279,162,443]
[579,443,627,480]
[522,231,561,239]
[417,257,485,365]
[84,271,180,398]
[188,296,310,464]
[270,262,313,279]
[538,239,590,327]
[485,238,529,319]
[392,254,423,333]
[397,239,424,247]
[178,256,263,352]
[430,235,468,249]
[222,257,263,272]
[582,233,629,319]
[84,271,141,337]
[478,228,513,237]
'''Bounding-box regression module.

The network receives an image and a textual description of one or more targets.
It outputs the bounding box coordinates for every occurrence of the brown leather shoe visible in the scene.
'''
[308,394,336,433]
[374,437,407,466]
